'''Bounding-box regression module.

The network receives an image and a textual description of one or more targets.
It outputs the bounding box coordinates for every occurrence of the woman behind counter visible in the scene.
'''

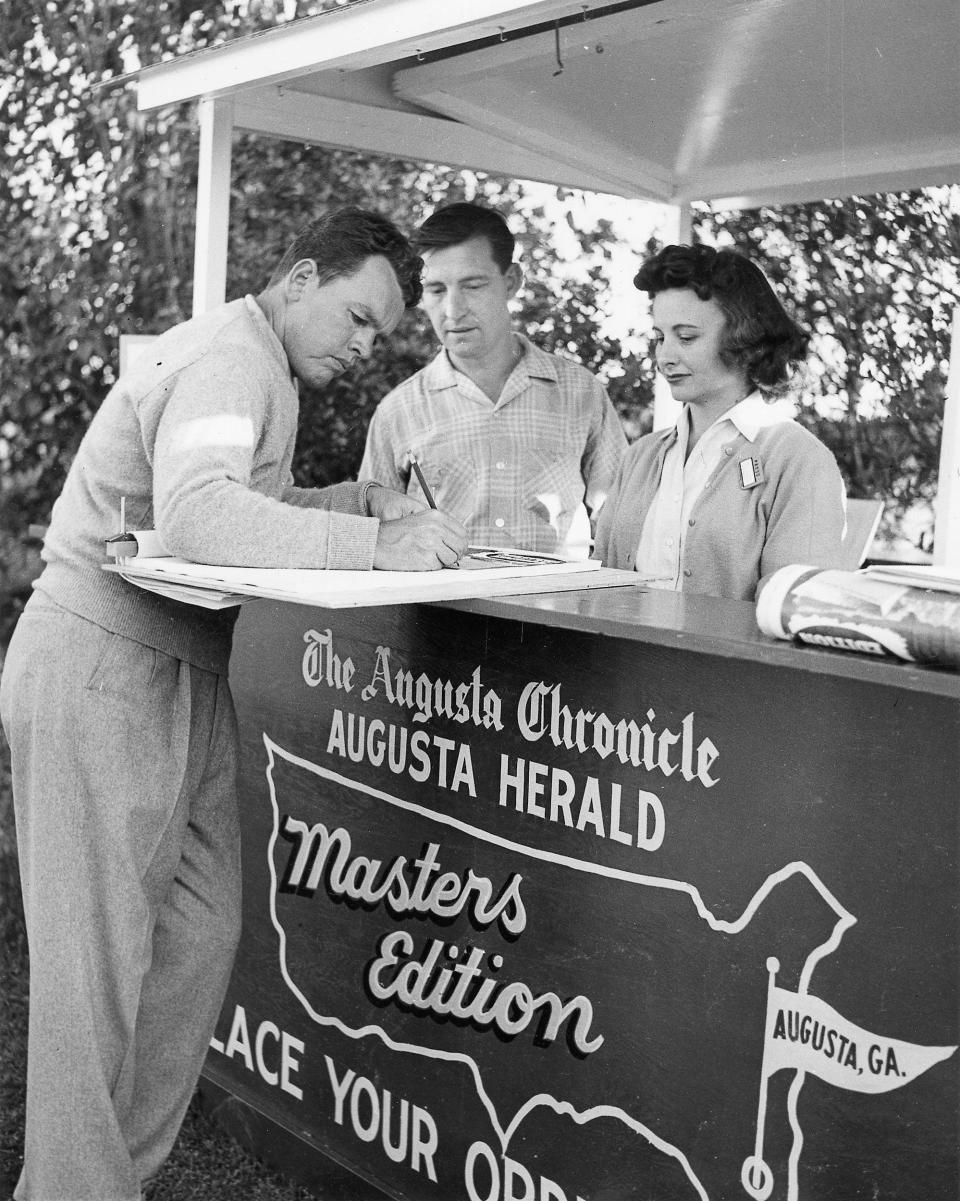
[594,243,847,600]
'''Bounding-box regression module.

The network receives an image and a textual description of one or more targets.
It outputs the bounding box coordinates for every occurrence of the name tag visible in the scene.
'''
[739,456,764,489]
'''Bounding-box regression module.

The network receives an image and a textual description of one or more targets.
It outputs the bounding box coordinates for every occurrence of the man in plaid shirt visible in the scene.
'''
[359,203,627,556]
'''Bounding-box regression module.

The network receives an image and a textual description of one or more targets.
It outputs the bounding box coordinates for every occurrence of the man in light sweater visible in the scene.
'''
[0,207,467,1201]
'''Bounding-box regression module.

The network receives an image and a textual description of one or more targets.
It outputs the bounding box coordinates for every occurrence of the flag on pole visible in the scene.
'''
[763,981,956,1094]
[742,958,956,1200]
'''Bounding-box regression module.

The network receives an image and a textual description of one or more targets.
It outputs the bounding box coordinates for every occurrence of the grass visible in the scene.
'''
[0,642,374,1201]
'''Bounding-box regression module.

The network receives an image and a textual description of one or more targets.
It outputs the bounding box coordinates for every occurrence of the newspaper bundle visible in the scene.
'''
[755,564,960,670]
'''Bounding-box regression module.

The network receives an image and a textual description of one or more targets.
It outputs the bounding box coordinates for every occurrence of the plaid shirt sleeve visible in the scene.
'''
[358,401,407,490]
[579,377,629,524]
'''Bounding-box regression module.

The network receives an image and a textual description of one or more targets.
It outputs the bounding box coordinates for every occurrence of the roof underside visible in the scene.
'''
[135,0,960,206]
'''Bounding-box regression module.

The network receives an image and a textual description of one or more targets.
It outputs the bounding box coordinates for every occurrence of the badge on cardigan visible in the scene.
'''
[739,456,764,489]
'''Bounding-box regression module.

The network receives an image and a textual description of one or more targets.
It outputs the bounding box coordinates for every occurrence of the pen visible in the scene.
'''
[408,453,437,509]
[408,452,460,569]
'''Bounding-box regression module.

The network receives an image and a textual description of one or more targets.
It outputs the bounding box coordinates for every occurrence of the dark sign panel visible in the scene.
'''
[206,599,959,1201]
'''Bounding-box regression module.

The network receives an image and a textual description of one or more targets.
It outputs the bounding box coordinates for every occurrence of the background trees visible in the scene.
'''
[0,0,646,536]
[2,0,958,637]
[695,192,960,549]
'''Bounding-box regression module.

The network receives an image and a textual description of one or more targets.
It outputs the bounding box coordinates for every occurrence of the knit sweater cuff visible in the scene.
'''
[325,515,380,569]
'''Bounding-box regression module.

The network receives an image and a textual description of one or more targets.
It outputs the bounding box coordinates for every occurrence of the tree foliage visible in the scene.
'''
[1,0,955,604]
[693,191,960,548]
[0,0,648,544]
[1,0,233,532]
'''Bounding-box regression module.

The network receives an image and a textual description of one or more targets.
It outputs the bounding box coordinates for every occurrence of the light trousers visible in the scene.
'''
[0,593,242,1201]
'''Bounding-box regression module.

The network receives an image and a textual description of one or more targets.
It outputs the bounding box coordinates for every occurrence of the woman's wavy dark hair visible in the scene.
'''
[634,244,809,396]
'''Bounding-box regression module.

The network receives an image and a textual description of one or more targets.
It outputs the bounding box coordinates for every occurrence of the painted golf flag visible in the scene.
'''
[763,974,956,1094]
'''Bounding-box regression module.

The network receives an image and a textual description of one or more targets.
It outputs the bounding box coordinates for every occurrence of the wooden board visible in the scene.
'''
[104,557,638,609]
[203,598,959,1201]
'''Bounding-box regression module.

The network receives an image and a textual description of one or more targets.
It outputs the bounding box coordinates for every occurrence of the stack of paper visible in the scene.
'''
[103,548,636,610]
[863,564,960,595]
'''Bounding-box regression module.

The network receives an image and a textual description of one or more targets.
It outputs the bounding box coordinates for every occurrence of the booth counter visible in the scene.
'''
[201,585,959,1201]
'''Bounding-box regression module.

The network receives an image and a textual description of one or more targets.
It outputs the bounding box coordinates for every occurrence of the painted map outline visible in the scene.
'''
[258,732,885,1200]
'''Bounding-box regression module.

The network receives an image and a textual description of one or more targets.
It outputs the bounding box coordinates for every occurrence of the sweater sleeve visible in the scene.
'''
[591,435,663,569]
[149,351,380,570]
[281,480,378,515]
[591,448,632,566]
[757,434,848,588]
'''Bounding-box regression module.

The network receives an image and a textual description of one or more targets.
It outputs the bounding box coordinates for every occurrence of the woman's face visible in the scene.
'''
[651,288,750,413]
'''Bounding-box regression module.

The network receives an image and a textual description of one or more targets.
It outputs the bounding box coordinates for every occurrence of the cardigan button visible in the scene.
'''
[683,568,692,577]
[688,518,696,526]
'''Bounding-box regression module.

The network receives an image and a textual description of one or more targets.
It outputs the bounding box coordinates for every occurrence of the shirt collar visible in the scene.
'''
[423,333,560,393]
[516,335,562,383]
[423,348,461,392]
[677,390,796,443]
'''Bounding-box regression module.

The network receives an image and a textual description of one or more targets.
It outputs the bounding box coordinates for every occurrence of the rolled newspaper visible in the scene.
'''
[756,564,960,669]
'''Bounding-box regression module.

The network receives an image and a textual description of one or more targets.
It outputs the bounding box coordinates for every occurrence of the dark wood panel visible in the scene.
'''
[203,597,959,1201]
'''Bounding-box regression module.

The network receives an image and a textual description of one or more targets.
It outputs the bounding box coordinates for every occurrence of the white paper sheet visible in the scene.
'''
[103,550,635,610]
[863,564,960,595]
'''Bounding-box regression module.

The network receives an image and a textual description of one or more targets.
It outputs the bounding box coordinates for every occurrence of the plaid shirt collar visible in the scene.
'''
[423,333,562,394]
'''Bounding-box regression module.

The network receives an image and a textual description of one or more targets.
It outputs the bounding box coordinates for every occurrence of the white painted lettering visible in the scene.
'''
[211,1005,303,1098]
[516,683,719,788]
[368,932,603,1055]
[301,629,354,692]
[279,819,526,936]
[361,646,503,730]
[498,756,666,852]
[465,1142,587,1201]
[325,1056,437,1181]
[326,710,477,798]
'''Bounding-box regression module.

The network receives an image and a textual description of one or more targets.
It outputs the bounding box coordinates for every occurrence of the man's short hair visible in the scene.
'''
[412,202,516,273]
[270,206,423,308]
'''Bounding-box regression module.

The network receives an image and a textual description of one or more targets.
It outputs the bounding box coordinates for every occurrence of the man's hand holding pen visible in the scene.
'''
[369,467,467,571]
[372,505,467,570]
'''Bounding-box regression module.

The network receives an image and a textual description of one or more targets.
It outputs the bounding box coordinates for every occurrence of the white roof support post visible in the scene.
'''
[933,307,960,566]
[652,203,692,431]
[192,96,234,316]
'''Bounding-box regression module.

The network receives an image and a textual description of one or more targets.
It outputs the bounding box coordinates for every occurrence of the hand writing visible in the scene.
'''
[373,510,468,571]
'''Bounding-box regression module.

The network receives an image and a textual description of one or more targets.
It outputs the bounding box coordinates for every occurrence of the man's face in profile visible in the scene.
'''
[281,255,405,390]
